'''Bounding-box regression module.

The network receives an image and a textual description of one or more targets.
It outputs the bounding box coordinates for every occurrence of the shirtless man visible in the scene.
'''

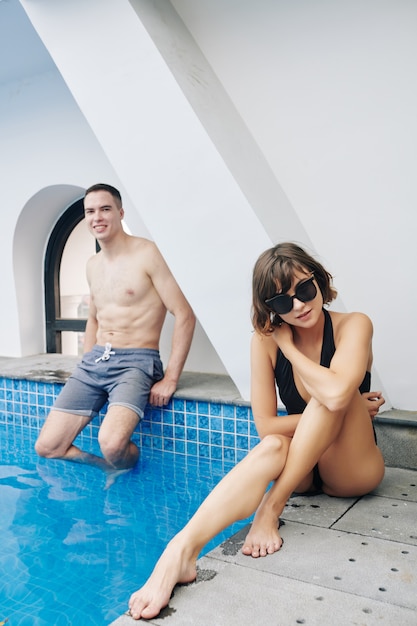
[35,183,195,484]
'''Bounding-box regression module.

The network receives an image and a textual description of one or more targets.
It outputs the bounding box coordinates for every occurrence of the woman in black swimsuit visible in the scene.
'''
[128,242,385,620]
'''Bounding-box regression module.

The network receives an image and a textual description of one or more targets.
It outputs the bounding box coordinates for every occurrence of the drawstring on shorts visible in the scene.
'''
[95,342,115,363]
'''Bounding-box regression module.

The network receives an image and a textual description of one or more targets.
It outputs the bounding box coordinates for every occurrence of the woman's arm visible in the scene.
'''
[250,332,301,439]
[275,311,373,412]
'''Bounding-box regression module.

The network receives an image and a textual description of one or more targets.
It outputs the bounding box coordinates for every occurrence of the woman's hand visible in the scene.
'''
[362,391,385,420]
[272,322,294,353]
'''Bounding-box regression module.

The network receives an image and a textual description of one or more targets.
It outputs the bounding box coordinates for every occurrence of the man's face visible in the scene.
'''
[83,191,124,242]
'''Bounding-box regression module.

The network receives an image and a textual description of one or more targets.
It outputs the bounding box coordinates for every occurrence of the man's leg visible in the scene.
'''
[97,404,140,469]
[95,405,141,488]
[35,409,100,463]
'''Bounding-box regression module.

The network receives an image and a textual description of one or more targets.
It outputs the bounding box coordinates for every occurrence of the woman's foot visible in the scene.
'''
[128,537,198,620]
[241,508,283,557]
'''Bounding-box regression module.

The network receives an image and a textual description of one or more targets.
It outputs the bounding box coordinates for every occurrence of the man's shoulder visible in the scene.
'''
[128,236,160,258]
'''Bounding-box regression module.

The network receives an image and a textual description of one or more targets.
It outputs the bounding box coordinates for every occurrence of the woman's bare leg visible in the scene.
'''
[128,434,290,620]
[242,393,384,556]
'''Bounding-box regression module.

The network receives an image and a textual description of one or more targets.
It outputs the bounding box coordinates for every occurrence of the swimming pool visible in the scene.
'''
[0,422,251,625]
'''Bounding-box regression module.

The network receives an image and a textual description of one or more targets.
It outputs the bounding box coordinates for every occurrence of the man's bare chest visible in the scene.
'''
[91,264,151,306]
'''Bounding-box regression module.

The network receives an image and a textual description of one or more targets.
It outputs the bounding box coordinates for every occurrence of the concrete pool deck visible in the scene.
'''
[110,466,417,626]
[0,354,416,625]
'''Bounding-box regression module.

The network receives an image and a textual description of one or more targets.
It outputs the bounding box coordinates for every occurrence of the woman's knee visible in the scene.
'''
[258,434,290,459]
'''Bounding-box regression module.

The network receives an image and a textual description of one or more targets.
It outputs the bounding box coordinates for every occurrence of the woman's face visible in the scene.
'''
[273,269,323,327]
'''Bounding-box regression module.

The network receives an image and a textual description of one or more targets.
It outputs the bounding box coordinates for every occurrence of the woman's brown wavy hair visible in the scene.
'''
[252,242,337,334]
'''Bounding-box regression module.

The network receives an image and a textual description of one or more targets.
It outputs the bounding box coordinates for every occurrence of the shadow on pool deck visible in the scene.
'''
[110,466,417,626]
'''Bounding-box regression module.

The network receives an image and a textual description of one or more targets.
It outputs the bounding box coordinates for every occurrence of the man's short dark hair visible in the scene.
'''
[84,183,122,207]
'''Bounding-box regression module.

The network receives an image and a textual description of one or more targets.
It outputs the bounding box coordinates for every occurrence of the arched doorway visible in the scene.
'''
[44,199,96,354]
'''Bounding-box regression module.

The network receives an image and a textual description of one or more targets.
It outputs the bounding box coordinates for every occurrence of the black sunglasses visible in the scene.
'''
[265,275,317,315]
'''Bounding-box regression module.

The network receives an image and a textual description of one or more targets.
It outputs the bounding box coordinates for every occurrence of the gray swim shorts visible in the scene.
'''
[53,344,164,419]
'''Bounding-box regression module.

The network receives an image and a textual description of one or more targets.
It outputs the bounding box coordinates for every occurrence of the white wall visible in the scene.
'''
[7,0,417,409]
[19,0,273,399]
[2,54,224,373]
[170,0,417,410]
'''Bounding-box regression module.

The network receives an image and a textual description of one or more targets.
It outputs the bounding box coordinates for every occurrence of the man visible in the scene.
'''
[35,183,196,485]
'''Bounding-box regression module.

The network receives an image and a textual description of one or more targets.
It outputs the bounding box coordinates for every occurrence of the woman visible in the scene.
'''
[128,242,385,620]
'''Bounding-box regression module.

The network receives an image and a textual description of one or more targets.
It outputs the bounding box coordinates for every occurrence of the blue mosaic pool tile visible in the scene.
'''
[186,441,197,456]
[198,443,209,457]
[222,403,235,418]
[185,412,197,427]
[186,427,197,441]
[210,416,222,432]
[235,419,249,434]
[141,419,151,434]
[174,425,185,440]
[223,433,236,449]
[211,445,222,460]
[198,429,209,444]
[141,434,152,448]
[197,401,209,416]
[185,399,197,413]
[151,422,163,437]
[210,431,222,446]
[236,404,250,420]
[224,446,235,462]
[236,434,249,450]
[163,424,173,439]
[162,409,173,424]
[223,418,235,433]
[174,411,185,426]
[173,398,185,411]
[198,414,209,430]
[175,439,185,454]
[209,402,221,416]
[163,437,174,452]
[0,376,274,465]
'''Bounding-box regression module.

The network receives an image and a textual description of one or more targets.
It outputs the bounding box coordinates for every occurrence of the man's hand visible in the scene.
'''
[149,378,177,407]
[362,391,385,420]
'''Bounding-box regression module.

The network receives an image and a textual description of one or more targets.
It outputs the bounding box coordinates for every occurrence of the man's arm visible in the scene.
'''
[150,302,195,406]
[147,245,196,406]
[83,258,98,353]
[83,313,98,353]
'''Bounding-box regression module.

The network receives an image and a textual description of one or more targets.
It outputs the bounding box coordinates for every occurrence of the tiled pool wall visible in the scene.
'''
[0,377,263,464]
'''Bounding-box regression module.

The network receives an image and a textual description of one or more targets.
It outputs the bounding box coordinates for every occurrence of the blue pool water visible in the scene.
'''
[0,422,251,625]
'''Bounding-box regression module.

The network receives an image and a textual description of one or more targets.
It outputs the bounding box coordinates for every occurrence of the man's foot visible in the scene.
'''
[128,537,198,620]
[104,468,130,490]
[241,512,283,558]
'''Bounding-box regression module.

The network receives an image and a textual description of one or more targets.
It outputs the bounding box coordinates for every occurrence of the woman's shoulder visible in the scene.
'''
[329,310,373,336]
[251,330,278,358]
